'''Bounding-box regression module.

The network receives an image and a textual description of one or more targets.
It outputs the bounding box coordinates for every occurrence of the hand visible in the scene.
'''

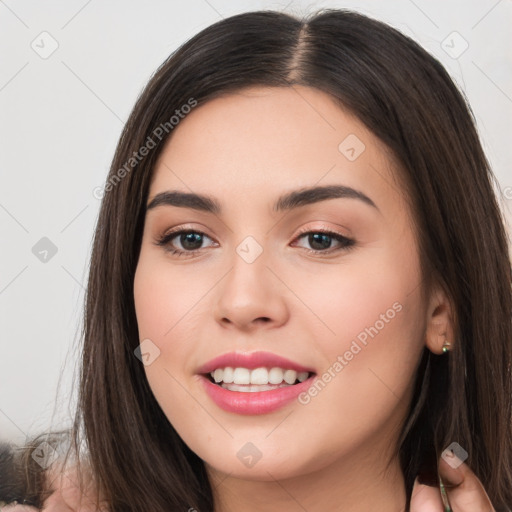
[0,462,108,512]
[411,451,495,511]
[40,463,109,512]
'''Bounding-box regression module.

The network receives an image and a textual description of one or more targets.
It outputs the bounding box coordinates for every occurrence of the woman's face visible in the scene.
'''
[133,86,430,481]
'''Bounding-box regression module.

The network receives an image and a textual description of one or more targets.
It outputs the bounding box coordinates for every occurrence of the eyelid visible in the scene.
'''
[154,222,356,257]
[159,223,214,239]
[294,221,353,238]
[159,221,351,240]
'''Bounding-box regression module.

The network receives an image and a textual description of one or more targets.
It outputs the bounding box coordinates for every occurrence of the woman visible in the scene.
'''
[1,8,511,511]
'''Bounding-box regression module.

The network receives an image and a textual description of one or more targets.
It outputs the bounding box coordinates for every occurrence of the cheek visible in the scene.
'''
[133,251,214,341]
[132,256,202,438]
[283,275,424,473]
[132,251,220,414]
[288,237,424,392]
[298,247,424,423]
[279,238,423,357]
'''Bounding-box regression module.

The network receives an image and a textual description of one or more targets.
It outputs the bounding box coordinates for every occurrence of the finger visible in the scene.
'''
[40,490,74,512]
[438,450,495,511]
[43,462,107,512]
[410,476,445,511]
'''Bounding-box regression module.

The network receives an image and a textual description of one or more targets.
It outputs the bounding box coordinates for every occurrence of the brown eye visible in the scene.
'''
[293,229,355,254]
[155,229,215,257]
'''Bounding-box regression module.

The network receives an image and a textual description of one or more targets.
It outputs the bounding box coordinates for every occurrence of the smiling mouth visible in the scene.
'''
[203,367,315,392]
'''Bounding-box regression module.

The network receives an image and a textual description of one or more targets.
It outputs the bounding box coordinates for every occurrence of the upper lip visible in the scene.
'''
[197,351,316,375]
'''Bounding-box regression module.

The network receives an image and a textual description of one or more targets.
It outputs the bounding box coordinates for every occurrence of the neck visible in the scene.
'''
[207,447,407,512]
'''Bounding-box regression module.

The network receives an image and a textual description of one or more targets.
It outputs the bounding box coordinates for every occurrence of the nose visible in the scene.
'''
[213,244,289,332]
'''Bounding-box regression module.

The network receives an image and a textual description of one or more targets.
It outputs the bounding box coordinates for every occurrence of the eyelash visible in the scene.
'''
[155,226,356,258]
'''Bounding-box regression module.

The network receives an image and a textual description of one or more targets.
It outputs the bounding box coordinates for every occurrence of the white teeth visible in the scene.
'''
[297,371,309,383]
[250,367,268,385]
[283,369,297,384]
[223,366,234,383]
[208,367,311,386]
[233,367,251,385]
[268,367,284,384]
[221,383,290,392]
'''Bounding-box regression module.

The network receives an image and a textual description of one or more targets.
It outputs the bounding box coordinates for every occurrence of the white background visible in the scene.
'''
[1,0,511,443]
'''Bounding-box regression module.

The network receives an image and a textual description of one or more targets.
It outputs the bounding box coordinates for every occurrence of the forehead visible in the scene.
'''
[148,85,405,214]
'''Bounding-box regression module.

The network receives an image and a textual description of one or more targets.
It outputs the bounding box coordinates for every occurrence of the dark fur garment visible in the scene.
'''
[0,441,45,507]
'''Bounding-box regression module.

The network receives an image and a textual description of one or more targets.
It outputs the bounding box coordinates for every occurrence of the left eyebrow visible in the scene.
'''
[273,184,378,212]
[146,184,379,214]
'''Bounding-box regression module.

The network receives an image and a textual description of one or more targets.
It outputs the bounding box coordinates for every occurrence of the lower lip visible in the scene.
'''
[198,374,316,415]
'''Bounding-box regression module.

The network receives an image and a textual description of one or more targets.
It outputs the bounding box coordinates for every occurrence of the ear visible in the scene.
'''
[424,283,455,355]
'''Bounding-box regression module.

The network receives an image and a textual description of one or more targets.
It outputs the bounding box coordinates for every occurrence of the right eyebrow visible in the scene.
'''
[146,184,379,214]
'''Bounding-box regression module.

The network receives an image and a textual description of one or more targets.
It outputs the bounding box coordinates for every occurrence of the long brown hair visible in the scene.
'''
[7,8,512,511]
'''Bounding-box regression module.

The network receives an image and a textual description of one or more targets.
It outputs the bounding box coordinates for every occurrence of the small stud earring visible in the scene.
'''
[442,340,451,354]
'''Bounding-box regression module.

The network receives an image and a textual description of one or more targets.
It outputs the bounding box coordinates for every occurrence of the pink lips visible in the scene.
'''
[196,351,317,415]
[199,375,316,415]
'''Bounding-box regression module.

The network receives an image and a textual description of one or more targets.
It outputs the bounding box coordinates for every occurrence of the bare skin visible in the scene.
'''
[131,85,496,511]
